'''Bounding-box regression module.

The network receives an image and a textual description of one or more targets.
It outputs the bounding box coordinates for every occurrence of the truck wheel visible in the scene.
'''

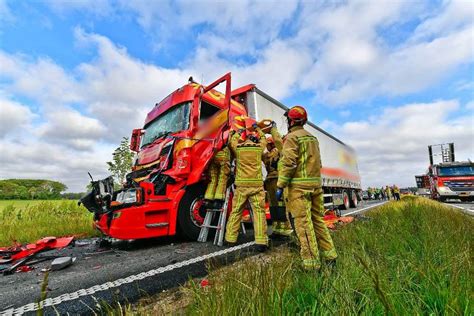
[341,191,350,210]
[177,184,207,240]
[349,191,358,208]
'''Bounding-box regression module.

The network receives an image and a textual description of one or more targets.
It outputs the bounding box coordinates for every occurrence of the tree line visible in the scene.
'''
[0,179,67,200]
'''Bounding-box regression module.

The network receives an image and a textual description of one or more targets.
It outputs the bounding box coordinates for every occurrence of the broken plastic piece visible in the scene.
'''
[51,257,75,271]
[16,265,34,273]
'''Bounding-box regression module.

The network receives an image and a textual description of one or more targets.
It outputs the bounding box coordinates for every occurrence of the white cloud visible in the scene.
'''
[0,97,34,137]
[121,0,298,56]
[298,0,474,105]
[0,29,188,191]
[0,138,113,191]
[0,51,82,106]
[38,109,106,150]
[410,0,474,41]
[327,100,474,188]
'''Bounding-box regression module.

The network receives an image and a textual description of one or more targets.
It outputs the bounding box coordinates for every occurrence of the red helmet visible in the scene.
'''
[285,105,307,123]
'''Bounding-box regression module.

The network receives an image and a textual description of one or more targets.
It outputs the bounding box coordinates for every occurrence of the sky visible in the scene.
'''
[0,0,473,192]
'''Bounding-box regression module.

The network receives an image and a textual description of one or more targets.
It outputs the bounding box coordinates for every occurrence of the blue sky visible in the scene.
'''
[0,0,473,191]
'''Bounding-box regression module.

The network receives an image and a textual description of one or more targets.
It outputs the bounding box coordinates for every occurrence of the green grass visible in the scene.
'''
[184,197,473,315]
[0,200,99,246]
[0,199,64,211]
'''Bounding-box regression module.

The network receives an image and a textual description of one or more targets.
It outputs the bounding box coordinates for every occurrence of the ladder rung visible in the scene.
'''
[207,208,223,212]
[201,225,221,229]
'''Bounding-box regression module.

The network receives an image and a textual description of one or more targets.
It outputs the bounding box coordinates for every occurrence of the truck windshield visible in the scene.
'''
[141,102,191,148]
[438,166,474,176]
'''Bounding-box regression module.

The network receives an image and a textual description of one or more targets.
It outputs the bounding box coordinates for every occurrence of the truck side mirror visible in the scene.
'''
[130,129,144,152]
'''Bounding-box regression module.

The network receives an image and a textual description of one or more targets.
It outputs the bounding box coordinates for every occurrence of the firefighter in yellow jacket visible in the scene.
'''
[225,119,268,252]
[204,145,231,209]
[276,105,337,270]
[263,123,293,238]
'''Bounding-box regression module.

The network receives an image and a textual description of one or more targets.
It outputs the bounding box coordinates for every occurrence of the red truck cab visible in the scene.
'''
[81,74,248,240]
[428,162,474,202]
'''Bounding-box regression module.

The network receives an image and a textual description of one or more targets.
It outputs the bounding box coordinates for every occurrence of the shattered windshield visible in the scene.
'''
[438,166,474,176]
[141,102,191,148]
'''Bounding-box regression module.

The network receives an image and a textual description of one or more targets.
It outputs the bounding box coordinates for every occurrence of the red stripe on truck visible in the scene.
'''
[321,167,360,182]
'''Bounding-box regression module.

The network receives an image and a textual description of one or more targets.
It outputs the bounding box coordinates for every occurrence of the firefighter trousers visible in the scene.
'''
[225,186,268,245]
[204,160,230,201]
[265,178,292,236]
[286,186,337,269]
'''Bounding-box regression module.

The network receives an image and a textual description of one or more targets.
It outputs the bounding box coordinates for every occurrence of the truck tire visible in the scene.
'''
[349,190,358,208]
[177,184,207,240]
[341,191,350,210]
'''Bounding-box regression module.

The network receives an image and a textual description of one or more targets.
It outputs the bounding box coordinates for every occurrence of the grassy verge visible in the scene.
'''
[0,199,63,211]
[0,200,98,246]
[145,197,472,315]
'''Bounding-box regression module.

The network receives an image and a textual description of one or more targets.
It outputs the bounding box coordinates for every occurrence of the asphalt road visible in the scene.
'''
[442,200,474,216]
[0,200,384,315]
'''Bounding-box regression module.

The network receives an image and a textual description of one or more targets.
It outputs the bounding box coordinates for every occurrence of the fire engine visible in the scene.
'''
[415,143,474,202]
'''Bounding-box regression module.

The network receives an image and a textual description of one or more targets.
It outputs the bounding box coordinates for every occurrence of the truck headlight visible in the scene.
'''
[114,189,142,205]
[438,186,452,193]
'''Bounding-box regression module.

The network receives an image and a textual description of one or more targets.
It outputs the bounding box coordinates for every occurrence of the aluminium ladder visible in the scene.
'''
[198,186,232,246]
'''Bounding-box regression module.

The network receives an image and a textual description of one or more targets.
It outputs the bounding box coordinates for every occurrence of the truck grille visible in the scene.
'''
[444,180,474,192]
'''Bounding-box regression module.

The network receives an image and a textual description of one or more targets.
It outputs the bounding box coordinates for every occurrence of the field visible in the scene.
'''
[133,197,473,315]
[0,200,98,246]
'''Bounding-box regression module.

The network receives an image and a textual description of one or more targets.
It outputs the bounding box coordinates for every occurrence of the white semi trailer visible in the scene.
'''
[232,85,362,210]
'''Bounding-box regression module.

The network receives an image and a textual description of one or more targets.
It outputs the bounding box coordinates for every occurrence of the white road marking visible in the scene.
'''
[343,202,387,216]
[1,242,256,315]
[443,203,474,215]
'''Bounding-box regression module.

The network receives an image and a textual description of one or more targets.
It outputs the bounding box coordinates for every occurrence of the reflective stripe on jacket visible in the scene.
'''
[277,125,322,189]
[229,128,267,187]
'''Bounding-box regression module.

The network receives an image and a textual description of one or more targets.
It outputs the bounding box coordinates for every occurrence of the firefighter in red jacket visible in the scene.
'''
[276,105,337,270]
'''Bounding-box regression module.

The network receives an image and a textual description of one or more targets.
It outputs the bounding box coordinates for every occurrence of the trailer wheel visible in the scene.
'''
[341,191,350,210]
[177,184,206,240]
[349,190,358,208]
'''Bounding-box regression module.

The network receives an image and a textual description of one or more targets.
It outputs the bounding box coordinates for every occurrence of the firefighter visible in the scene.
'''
[225,119,268,252]
[380,187,386,200]
[276,105,337,270]
[374,187,380,200]
[263,123,293,239]
[385,185,392,200]
[393,185,401,201]
[204,145,231,209]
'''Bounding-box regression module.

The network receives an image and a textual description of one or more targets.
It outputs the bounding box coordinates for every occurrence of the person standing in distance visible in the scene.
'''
[276,105,337,270]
